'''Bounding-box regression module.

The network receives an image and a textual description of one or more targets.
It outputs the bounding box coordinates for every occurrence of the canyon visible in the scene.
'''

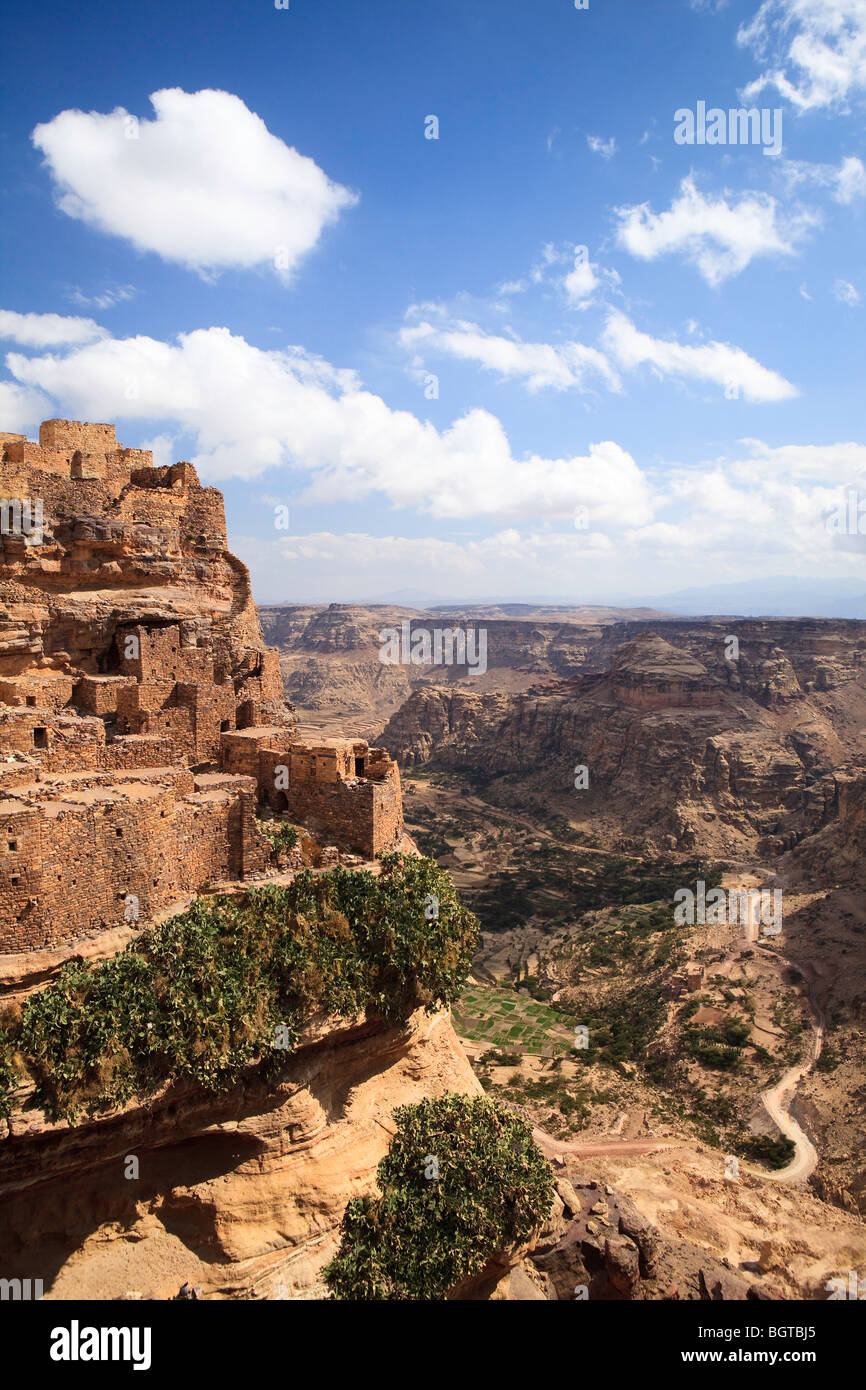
[1,425,864,1301]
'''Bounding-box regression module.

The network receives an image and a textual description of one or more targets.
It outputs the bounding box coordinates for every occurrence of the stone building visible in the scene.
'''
[0,420,402,953]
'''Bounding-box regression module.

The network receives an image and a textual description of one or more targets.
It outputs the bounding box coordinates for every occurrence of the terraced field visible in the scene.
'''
[452,982,575,1056]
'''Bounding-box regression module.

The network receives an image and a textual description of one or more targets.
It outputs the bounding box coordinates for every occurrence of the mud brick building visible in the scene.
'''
[0,420,402,953]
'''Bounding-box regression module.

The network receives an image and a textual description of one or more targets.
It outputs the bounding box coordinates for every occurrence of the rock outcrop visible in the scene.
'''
[0,1008,481,1300]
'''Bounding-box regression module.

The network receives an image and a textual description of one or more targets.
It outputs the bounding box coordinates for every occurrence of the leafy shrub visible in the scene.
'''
[323,1094,553,1300]
[258,819,299,856]
[816,1042,840,1073]
[0,1030,17,1121]
[10,855,478,1122]
[737,1134,796,1170]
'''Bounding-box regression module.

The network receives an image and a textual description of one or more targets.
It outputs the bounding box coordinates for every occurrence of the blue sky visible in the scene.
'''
[1,0,864,606]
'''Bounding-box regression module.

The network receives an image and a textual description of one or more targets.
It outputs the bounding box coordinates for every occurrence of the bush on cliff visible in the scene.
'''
[0,1029,17,1121]
[6,855,478,1123]
[323,1093,553,1300]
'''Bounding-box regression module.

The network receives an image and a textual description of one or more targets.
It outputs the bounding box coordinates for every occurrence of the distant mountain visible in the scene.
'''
[367,579,866,620]
[635,577,866,620]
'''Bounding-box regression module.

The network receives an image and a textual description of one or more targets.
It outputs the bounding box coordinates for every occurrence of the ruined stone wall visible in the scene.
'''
[39,420,117,452]
[0,777,271,953]
[0,419,401,954]
[0,708,106,768]
[281,764,403,857]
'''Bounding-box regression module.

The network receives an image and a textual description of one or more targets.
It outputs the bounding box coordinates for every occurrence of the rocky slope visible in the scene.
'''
[381,624,866,859]
[257,602,633,737]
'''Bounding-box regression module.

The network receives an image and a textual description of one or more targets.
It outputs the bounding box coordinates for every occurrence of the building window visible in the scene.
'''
[7,840,17,852]
[355,758,365,777]
[33,727,48,749]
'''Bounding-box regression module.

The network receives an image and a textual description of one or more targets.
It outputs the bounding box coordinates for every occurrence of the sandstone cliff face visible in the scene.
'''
[0,1008,481,1300]
[258,603,605,734]
[0,430,283,709]
[381,626,866,858]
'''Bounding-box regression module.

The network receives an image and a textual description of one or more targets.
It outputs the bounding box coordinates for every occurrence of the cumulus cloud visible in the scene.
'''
[728,438,866,482]
[0,380,53,431]
[0,309,107,348]
[32,88,357,279]
[738,0,866,111]
[4,324,651,524]
[4,316,860,596]
[601,310,797,402]
[399,319,620,393]
[614,175,818,285]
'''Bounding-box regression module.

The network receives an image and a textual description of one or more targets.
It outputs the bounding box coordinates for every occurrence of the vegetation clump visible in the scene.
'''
[737,1133,796,1170]
[1,855,478,1123]
[258,819,300,856]
[323,1093,553,1300]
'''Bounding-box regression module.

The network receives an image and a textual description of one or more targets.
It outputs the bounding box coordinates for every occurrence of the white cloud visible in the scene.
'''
[32,88,357,280]
[4,315,860,595]
[833,278,861,305]
[4,324,651,524]
[0,309,107,348]
[563,256,600,303]
[0,380,53,431]
[587,135,617,159]
[779,154,866,203]
[738,0,866,111]
[67,284,138,311]
[400,318,620,393]
[614,175,818,285]
[728,439,866,482]
[835,154,866,202]
[601,310,797,401]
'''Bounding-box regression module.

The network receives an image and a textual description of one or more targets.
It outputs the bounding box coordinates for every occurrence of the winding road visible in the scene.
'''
[526,893,827,1183]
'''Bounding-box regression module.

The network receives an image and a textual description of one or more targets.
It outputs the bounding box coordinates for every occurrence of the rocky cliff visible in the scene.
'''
[381,625,866,858]
[0,1008,480,1300]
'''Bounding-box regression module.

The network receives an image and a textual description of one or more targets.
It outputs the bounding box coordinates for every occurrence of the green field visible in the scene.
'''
[452,983,575,1056]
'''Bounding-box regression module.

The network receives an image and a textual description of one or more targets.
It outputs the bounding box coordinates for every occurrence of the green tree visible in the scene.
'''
[324,1093,553,1300]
